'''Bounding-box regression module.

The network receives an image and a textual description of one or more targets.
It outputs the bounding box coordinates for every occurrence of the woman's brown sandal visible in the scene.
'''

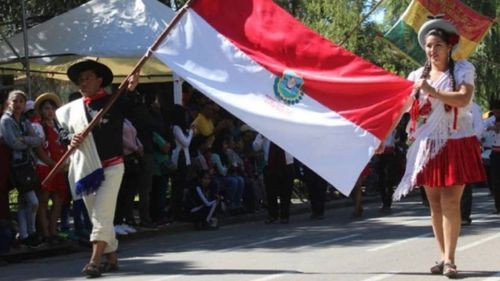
[82,263,101,278]
[443,262,458,279]
[430,261,444,274]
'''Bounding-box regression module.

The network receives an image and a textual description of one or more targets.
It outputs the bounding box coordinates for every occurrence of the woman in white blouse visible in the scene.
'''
[170,105,193,220]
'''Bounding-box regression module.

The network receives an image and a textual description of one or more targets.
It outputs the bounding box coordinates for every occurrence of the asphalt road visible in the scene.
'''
[1,188,499,281]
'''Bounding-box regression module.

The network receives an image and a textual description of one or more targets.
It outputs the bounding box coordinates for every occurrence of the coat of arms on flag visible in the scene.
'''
[273,70,305,105]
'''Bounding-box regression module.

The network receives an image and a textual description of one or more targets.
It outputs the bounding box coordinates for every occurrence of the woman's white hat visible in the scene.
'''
[418,17,460,52]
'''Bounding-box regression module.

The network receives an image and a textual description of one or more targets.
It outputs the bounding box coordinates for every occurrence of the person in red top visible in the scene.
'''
[32,93,68,243]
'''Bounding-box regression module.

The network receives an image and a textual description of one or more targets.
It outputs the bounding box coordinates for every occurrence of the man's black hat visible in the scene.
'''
[67,60,113,87]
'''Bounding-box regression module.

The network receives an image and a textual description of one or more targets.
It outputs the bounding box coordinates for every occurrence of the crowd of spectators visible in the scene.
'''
[0,83,498,255]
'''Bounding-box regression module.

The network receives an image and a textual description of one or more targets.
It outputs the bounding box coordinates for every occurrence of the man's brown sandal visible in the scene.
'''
[443,263,458,279]
[430,261,444,274]
[82,263,101,278]
[100,261,119,273]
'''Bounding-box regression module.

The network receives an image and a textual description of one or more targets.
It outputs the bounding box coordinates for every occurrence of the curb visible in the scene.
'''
[0,193,383,263]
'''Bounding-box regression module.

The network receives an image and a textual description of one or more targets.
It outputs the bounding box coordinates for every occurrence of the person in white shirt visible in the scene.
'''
[170,105,194,220]
[460,102,485,226]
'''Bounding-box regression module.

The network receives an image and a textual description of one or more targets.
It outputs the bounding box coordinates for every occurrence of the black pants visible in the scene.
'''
[242,177,256,212]
[460,184,473,220]
[490,152,500,212]
[375,152,398,208]
[138,153,154,223]
[264,165,294,220]
[150,175,168,222]
[303,166,327,216]
[114,167,140,225]
[169,161,189,220]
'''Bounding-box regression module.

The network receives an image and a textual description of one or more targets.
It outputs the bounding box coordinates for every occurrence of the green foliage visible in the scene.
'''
[281,0,416,77]
[462,0,499,107]
[283,0,498,108]
[379,0,499,107]
[1,0,498,106]
[0,0,88,36]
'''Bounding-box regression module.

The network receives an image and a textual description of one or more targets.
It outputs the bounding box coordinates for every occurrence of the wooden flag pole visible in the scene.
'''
[42,0,196,186]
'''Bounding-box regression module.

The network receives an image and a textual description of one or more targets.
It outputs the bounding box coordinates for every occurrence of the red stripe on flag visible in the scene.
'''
[192,0,412,140]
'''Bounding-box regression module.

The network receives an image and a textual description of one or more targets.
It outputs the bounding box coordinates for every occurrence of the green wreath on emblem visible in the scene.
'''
[273,70,305,105]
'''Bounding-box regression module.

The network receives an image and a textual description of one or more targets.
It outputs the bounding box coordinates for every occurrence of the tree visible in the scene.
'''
[380,0,499,107]
[281,0,416,76]
[1,0,497,105]
[0,0,89,36]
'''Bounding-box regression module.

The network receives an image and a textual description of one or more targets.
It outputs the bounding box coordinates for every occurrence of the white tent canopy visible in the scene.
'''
[0,0,176,82]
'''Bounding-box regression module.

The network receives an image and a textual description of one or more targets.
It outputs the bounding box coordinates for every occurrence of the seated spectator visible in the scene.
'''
[241,125,267,208]
[0,90,42,248]
[192,103,216,148]
[190,136,211,174]
[226,135,256,212]
[211,136,244,212]
[32,93,69,243]
[240,124,266,210]
[183,171,219,230]
[213,108,236,138]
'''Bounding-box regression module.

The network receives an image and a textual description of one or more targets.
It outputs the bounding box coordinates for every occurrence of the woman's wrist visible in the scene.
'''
[431,87,439,98]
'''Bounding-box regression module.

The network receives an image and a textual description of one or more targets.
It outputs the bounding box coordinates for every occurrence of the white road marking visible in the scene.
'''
[147,275,182,281]
[482,272,500,281]
[294,233,361,250]
[221,234,296,252]
[458,233,500,252]
[367,232,433,252]
[361,271,402,281]
[250,273,287,281]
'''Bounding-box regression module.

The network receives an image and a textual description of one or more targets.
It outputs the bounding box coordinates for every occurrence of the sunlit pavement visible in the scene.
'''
[1,188,499,281]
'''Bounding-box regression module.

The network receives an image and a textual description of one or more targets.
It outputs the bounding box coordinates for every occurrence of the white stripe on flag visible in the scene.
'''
[154,9,380,195]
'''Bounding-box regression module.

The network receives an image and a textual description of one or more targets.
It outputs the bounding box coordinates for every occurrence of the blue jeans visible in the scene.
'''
[224,176,244,208]
[17,191,38,239]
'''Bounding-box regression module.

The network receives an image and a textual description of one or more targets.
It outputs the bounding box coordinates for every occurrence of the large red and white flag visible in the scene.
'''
[153,0,413,195]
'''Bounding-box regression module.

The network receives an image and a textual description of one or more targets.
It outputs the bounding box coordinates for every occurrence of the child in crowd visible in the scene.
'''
[32,93,68,243]
[183,171,220,230]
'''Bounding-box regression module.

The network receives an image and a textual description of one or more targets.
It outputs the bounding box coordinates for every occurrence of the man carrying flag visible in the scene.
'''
[56,60,139,278]
[48,0,410,276]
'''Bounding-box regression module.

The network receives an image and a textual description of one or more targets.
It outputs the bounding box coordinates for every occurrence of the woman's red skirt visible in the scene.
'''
[36,165,69,201]
[416,136,486,187]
